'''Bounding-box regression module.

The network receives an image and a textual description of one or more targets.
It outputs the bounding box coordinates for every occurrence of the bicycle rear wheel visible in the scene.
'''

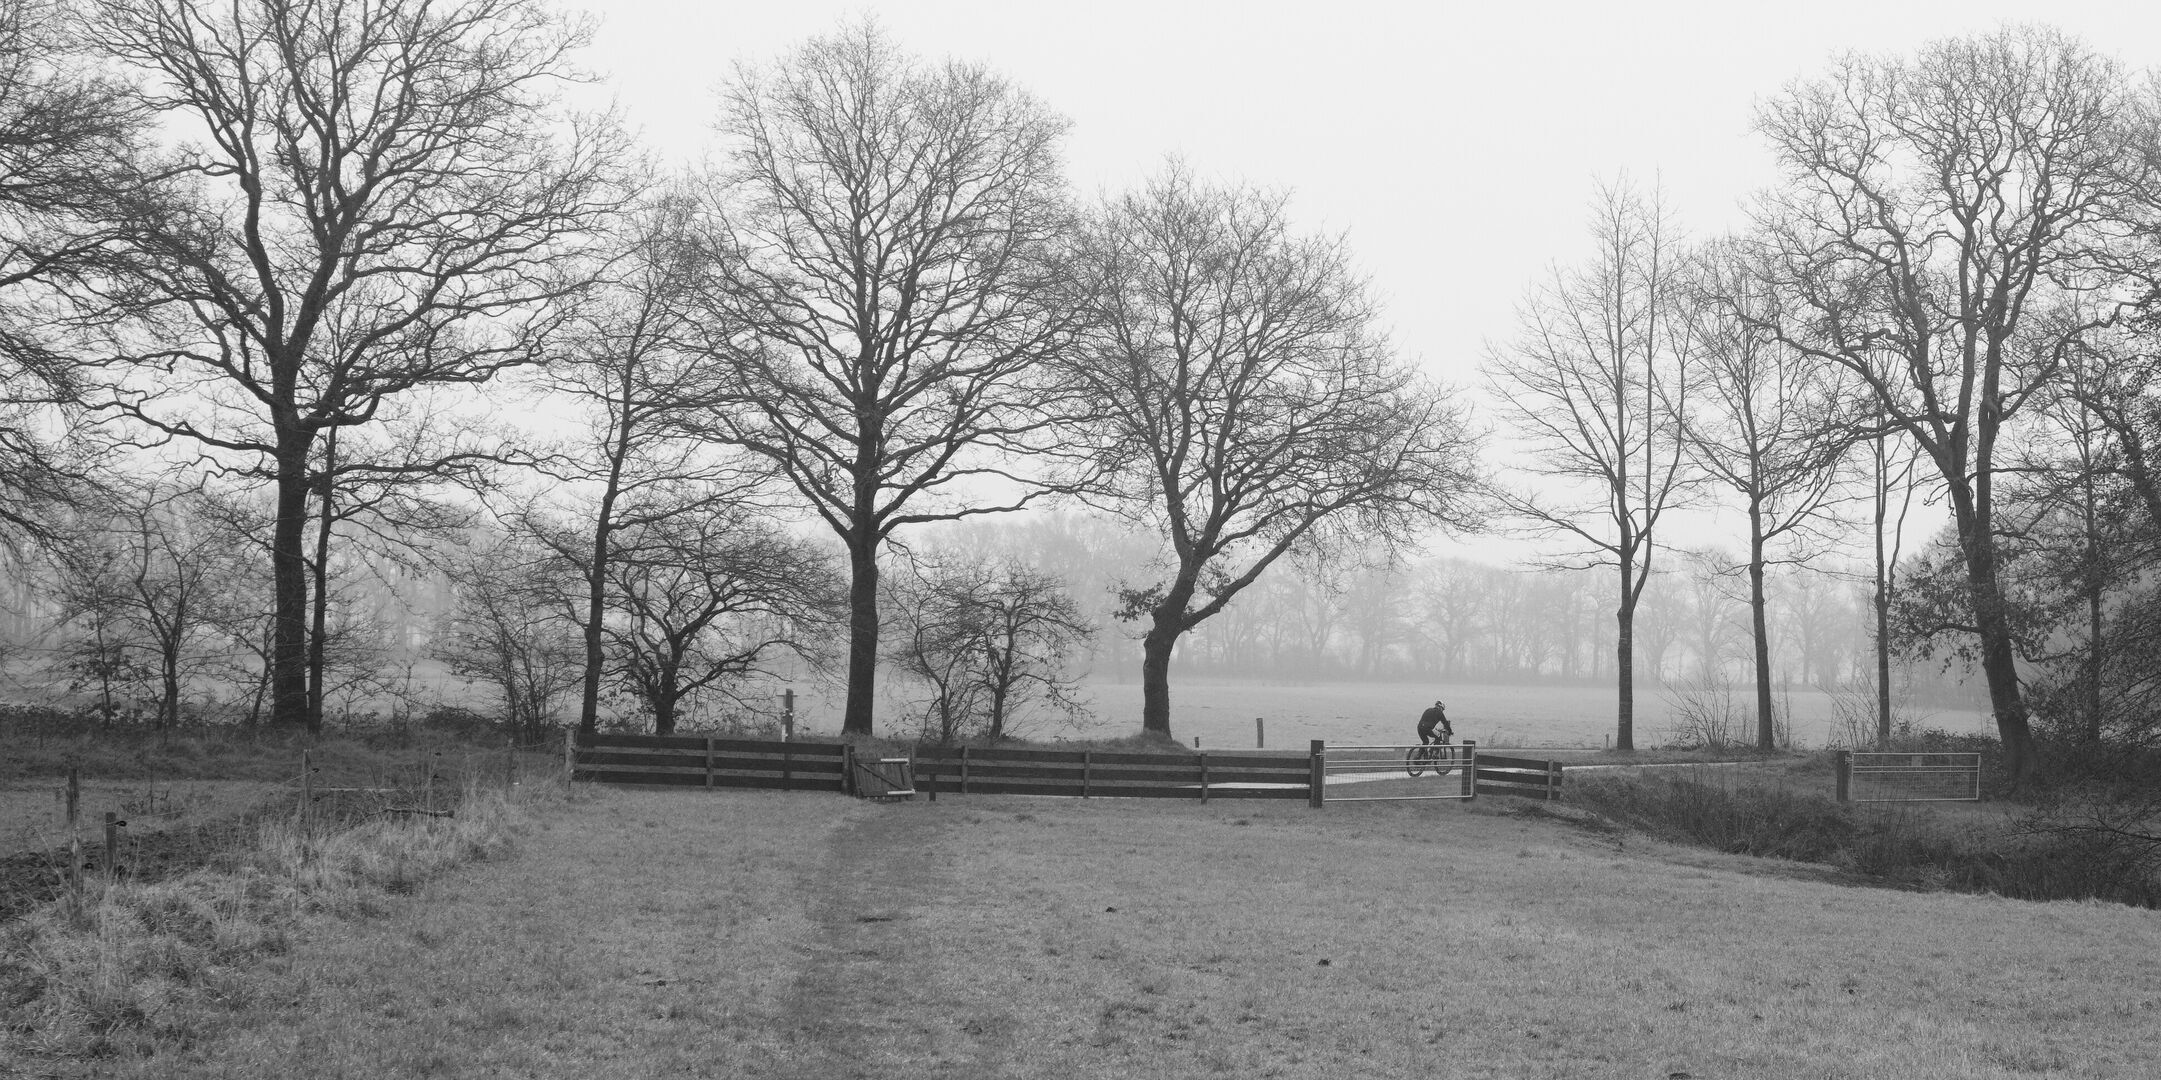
[1405,747,1427,777]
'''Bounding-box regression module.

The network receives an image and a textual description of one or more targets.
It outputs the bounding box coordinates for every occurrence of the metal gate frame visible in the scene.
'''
[1315,742,1477,802]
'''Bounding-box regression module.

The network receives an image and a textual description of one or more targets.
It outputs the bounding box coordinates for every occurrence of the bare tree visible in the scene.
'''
[434,526,582,743]
[694,22,1077,737]
[543,193,742,736]
[83,0,628,730]
[1066,165,1480,739]
[1751,28,2133,784]
[46,483,243,728]
[1484,181,1697,751]
[1683,242,1855,748]
[886,554,1091,743]
[601,506,841,735]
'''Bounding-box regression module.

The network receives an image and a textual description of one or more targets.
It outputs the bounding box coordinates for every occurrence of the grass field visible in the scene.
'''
[70,785,2161,1080]
[1050,679,1997,753]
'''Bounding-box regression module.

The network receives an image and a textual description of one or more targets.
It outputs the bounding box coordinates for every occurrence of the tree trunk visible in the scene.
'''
[577,513,612,737]
[307,436,336,736]
[651,685,678,735]
[1875,455,1893,749]
[271,429,314,730]
[1748,503,1774,750]
[160,643,181,730]
[1958,525,2034,786]
[1615,565,1635,752]
[1140,619,1176,739]
[842,537,879,737]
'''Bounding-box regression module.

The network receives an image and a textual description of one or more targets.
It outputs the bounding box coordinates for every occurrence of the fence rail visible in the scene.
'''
[571,732,850,792]
[1472,753,1566,801]
[1836,751,1982,803]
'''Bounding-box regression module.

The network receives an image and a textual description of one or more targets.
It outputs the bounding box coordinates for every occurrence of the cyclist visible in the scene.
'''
[1417,700,1452,746]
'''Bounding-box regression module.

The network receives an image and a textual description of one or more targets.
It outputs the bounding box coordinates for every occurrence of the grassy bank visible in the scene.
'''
[0,780,542,1072]
[30,785,2159,1079]
[1563,767,2161,907]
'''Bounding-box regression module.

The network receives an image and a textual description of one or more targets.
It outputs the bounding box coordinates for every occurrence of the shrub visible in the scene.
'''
[1566,770,2161,907]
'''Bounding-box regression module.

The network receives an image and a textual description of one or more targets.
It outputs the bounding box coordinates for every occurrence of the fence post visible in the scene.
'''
[1198,751,1209,803]
[1835,750,1852,803]
[103,811,120,882]
[782,740,793,790]
[563,728,575,793]
[1309,740,1325,808]
[66,768,81,899]
[843,743,858,797]
[506,738,517,790]
[1256,717,1264,748]
[781,688,795,742]
[923,754,937,802]
[1463,740,1477,800]
[1547,759,1561,801]
[1082,751,1092,799]
[301,749,314,827]
[960,745,970,795]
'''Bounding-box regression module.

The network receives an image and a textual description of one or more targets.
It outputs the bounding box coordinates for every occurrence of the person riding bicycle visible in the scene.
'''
[1416,700,1452,746]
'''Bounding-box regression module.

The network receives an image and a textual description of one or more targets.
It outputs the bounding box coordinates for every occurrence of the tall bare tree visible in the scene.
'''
[1066,165,1480,739]
[694,22,1076,736]
[1683,243,1854,748]
[83,0,628,729]
[1485,181,1697,752]
[1751,28,2133,784]
[538,193,744,735]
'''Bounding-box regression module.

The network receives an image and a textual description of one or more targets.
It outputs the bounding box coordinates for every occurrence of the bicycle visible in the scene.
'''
[1405,740,1460,777]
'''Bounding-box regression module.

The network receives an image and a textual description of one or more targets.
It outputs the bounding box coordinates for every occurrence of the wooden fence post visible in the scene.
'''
[563,728,575,793]
[960,745,970,796]
[1835,750,1852,803]
[1547,759,1562,801]
[1463,741,1477,800]
[103,811,120,882]
[782,740,793,790]
[843,744,858,797]
[1082,751,1092,799]
[301,749,314,828]
[1309,740,1325,809]
[705,736,716,789]
[65,768,81,899]
[1198,752,1209,803]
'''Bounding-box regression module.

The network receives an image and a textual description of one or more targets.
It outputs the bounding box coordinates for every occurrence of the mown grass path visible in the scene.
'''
[102,786,2161,1079]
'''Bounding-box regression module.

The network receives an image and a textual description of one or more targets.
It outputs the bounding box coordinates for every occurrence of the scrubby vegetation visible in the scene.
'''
[1563,751,2161,908]
[0,780,540,1067]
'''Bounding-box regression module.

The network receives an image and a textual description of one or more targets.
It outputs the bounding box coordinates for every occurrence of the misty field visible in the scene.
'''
[81,786,2160,1080]
[1057,678,1996,752]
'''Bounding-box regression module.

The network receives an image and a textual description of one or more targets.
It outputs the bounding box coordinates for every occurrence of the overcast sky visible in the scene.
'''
[576,1,2161,558]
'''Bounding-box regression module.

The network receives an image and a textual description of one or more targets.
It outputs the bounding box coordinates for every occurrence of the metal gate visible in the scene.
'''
[1317,743,1476,802]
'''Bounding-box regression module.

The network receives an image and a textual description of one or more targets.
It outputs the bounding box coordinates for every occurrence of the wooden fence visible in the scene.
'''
[914,745,1318,802]
[569,734,1561,805]
[1471,753,1565,801]
[571,732,850,792]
